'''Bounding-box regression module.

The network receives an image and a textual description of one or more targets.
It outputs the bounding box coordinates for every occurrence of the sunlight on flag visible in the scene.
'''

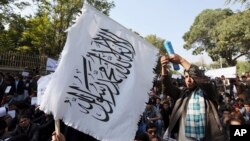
[39,3,159,141]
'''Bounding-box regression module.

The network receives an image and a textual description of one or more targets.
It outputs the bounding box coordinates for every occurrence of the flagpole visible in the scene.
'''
[55,119,60,134]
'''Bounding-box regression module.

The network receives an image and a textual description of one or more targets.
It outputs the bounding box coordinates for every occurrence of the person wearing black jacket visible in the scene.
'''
[161,54,224,141]
[10,114,39,141]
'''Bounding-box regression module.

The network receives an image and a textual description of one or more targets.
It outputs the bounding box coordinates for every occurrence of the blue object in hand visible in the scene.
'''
[163,41,180,70]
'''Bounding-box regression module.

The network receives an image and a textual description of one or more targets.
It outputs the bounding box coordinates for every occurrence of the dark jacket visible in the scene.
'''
[161,65,225,141]
[10,122,39,141]
[12,80,25,95]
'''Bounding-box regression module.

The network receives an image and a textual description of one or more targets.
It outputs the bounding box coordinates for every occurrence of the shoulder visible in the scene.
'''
[30,123,40,130]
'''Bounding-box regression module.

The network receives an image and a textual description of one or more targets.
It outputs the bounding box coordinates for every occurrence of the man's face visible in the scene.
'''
[242,77,247,82]
[19,117,30,128]
[225,97,231,104]
[156,99,160,104]
[223,111,230,118]
[163,103,169,109]
[244,104,250,112]
[147,127,157,139]
[184,72,196,89]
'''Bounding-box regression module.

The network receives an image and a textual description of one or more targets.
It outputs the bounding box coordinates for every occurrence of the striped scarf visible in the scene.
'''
[185,88,205,140]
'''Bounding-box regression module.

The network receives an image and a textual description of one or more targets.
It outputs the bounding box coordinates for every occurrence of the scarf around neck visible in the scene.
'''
[185,88,206,140]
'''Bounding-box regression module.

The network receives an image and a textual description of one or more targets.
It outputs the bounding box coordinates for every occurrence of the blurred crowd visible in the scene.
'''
[135,72,250,141]
[0,71,249,141]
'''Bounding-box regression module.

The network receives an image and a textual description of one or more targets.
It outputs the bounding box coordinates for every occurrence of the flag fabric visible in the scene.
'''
[37,74,53,105]
[46,58,58,72]
[39,3,159,141]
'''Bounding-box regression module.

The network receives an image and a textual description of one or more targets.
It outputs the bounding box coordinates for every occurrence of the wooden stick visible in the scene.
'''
[55,119,60,134]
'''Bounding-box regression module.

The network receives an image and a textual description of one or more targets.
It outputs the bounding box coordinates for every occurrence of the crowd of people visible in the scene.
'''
[0,72,99,141]
[0,54,250,141]
[135,54,250,141]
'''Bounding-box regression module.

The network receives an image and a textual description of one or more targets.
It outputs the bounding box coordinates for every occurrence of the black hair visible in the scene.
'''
[146,122,156,131]
[244,100,250,106]
[134,132,150,141]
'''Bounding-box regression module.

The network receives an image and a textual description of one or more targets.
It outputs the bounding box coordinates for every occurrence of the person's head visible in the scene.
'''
[146,100,154,111]
[244,100,250,112]
[225,95,231,104]
[162,101,170,110]
[185,65,212,89]
[236,83,246,93]
[146,123,157,139]
[183,70,196,90]
[155,98,161,104]
[241,75,247,82]
[222,108,231,119]
[183,65,209,90]
[221,75,225,80]
[18,114,31,129]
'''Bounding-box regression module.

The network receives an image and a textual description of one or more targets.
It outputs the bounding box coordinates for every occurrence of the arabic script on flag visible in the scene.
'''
[39,3,159,141]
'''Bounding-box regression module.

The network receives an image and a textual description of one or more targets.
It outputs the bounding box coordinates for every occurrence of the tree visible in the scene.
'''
[144,34,166,55]
[144,34,180,76]
[30,0,115,57]
[0,1,35,53]
[0,0,115,57]
[237,61,250,74]
[19,14,55,55]
[144,35,162,75]
[0,30,15,52]
[183,9,250,66]
[0,0,30,27]
[212,10,250,66]
[2,14,27,52]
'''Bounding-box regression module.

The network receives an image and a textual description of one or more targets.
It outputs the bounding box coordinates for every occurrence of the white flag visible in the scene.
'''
[40,3,159,141]
[37,74,53,105]
[46,58,58,71]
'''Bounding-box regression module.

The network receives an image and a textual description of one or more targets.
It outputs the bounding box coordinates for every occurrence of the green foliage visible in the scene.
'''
[15,45,32,53]
[237,61,250,74]
[183,9,250,66]
[0,0,115,57]
[144,34,165,55]
[183,9,233,53]
[7,15,27,47]
[87,0,115,15]
[0,31,15,52]
[20,14,55,55]
[212,10,250,66]
[28,0,115,57]
[144,35,164,75]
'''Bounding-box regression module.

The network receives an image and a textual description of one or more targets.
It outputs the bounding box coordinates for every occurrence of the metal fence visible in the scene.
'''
[0,51,47,73]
